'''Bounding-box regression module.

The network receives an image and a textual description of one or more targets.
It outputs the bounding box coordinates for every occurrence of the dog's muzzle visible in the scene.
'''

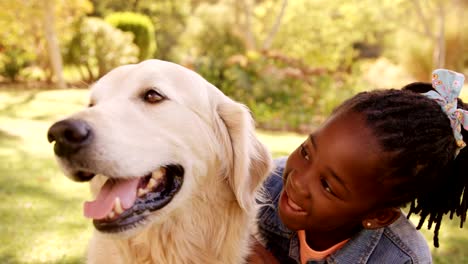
[47,118,186,233]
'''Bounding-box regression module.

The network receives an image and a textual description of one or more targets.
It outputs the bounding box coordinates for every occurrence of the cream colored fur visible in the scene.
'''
[53,60,272,264]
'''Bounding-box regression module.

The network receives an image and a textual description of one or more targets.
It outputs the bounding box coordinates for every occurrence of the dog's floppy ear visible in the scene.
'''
[215,97,272,212]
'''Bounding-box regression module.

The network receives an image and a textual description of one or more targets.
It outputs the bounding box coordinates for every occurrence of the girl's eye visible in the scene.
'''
[300,144,310,161]
[143,89,164,103]
[320,177,334,195]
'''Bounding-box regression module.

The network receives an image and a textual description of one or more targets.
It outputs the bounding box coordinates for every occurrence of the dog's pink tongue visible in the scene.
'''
[83,178,140,219]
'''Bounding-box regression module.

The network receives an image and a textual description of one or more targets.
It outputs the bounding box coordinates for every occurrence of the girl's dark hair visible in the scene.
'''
[335,83,467,247]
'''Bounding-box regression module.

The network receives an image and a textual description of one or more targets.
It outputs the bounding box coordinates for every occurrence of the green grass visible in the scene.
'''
[0,88,467,263]
[0,89,92,264]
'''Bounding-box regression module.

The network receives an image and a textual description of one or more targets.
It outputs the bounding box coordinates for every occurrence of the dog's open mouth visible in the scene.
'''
[81,165,184,233]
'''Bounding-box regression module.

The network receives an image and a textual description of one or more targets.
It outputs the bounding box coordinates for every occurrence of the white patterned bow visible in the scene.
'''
[423,69,467,156]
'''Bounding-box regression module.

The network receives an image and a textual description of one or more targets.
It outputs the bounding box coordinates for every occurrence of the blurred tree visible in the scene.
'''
[0,48,32,82]
[379,0,468,79]
[271,0,393,71]
[0,0,92,84]
[64,17,139,80]
[175,0,387,130]
[178,0,390,73]
[43,0,66,88]
[139,1,190,60]
[89,0,192,60]
[88,0,138,16]
[0,1,40,81]
[410,0,446,68]
[385,0,447,69]
[231,0,288,51]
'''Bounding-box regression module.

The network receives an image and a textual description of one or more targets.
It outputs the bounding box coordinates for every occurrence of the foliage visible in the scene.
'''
[380,0,468,80]
[192,53,361,131]
[395,33,434,82]
[64,17,139,80]
[390,21,468,81]
[2,0,468,130]
[445,24,468,73]
[0,47,33,81]
[144,1,191,60]
[267,0,393,71]
[176,0,377,131]
[0,0,93,82]
[106,12,156,60]
[89,0,191,60]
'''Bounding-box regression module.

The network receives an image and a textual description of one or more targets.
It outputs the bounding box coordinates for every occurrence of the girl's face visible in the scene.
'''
[278,111,392,234]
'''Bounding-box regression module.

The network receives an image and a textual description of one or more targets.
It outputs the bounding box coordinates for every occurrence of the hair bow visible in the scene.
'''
[423,69,467,156]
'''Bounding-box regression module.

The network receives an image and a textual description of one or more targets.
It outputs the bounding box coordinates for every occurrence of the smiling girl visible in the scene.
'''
[249,69,468,264]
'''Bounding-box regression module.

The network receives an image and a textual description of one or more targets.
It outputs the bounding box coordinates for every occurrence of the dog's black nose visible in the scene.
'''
[47,119,93,157]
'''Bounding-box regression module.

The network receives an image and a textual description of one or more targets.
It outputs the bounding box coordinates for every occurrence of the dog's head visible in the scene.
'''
[47,59,272,235]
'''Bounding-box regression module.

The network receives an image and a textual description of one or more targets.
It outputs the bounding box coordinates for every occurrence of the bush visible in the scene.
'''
[0,47,33,82]
[193,52,358,132]
[106,12,156,60]
[176,2,363,132]
[64,17,139,80]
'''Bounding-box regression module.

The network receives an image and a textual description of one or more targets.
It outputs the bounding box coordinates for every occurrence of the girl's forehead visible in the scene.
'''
[318,111,375,146]
[315,112,391,194]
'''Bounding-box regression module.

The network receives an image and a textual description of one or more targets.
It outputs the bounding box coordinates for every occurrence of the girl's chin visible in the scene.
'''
[278,191,308,229]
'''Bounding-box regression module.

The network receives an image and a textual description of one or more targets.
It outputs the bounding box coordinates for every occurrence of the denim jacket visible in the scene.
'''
[257,158,432,264]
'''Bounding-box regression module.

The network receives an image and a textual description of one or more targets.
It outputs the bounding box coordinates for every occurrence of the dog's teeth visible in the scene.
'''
[147,178,157,189]
[138,188,148,197]
[114,197,124,214]
[152,168,165,180]
[107,211,115,219]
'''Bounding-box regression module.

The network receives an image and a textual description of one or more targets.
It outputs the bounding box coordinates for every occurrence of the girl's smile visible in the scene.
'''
[280,179,307,215]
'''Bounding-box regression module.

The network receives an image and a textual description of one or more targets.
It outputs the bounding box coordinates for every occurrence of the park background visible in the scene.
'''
[0,0,467,263]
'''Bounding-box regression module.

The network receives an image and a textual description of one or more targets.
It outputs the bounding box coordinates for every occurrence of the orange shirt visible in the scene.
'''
[298,230,349,264]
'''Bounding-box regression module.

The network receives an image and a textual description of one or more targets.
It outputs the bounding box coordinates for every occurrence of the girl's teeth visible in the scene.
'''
[287,197,304,211]
[114,197,124,214]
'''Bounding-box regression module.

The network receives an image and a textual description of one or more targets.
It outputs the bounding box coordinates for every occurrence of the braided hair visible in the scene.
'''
[334,83,467,247]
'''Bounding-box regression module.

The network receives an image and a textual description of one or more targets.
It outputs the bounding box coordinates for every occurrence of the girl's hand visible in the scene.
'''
[247,236,280,264]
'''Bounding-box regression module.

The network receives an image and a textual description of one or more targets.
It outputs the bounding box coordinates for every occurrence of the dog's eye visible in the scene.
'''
[143,89,164,104]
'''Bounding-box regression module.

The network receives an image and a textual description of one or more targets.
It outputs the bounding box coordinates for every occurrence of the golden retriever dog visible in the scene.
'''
[47,59,272,264]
